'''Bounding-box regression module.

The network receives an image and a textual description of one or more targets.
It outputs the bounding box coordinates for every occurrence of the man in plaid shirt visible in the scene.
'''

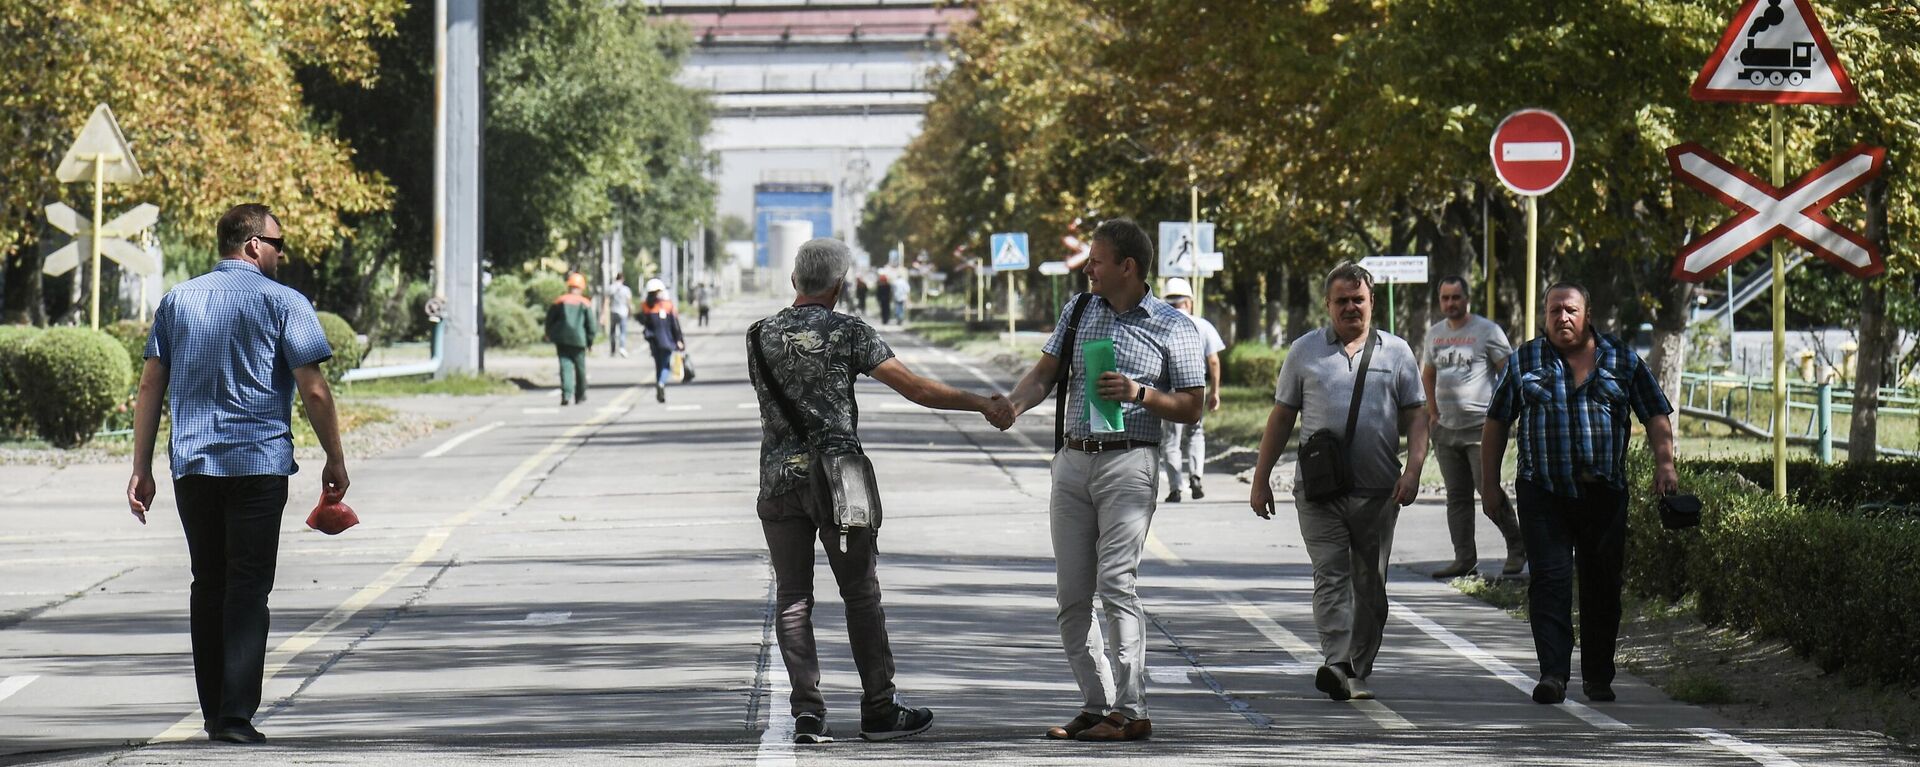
[1483,282,1679,706]
[1006,218,1206,743]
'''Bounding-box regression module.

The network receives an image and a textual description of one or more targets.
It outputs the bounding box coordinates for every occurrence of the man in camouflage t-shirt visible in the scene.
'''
[746,238,1012,744]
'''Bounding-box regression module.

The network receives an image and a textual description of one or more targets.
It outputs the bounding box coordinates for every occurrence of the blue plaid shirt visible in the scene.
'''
[1486,332,1672,498]
[1042,292,1206,442]
[144,260,333,479]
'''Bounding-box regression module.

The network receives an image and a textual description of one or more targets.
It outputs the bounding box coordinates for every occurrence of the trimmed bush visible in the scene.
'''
[1624,450,1920,686]
[15,328,130,448]
[1681,457,1920,514]
[523,273,569,308]
[0,325,42,436]
[484,294,542,349]
[1222,341,1285,389]
[103,320,151,377]
[314,311,365,384]
[484,274,527,304]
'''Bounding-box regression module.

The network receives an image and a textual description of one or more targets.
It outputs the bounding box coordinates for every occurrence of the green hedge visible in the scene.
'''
[1222,341,1285,388]
[14,328,129,448]
[1624,451,1920,685]
[103,320,150,377]
[1680,458,1920,515]
[484,294,542,349]
[314,311,365,384]
[523,273,569,307]
[0,325,41,436]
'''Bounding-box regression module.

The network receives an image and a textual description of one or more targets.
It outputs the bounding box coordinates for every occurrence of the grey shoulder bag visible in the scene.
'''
[1298,331,1375,503]
[749,324,881,552]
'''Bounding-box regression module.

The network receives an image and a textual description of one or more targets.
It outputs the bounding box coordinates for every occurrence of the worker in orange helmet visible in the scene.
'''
[545,272,597,406]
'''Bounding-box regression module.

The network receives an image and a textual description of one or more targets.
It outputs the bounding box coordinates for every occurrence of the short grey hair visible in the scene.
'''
[793,238,852,296]
[1324,261,1374,298]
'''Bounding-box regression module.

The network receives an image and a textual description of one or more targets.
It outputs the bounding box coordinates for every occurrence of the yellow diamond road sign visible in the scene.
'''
[56,104,143,184]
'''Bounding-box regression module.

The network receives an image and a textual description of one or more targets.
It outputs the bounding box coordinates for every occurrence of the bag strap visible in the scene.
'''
[1052,293,1095,452]
[749,324,814,447]
[1342,330,1378,457]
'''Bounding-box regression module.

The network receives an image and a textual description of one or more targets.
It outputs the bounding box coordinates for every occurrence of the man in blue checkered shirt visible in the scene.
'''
[1005,218,1206,743]
[1483,282,1679,706]
[126,204,348,745]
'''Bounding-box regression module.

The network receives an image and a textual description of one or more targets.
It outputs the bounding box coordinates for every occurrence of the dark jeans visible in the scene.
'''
[173,474,289,726]
[758,487,897,720]
[1516,478,1627,685]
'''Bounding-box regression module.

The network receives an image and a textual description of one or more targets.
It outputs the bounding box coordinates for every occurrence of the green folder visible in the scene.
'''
[1081,338,1125,433]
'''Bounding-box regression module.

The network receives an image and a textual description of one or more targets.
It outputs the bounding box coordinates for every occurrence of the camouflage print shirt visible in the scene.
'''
[747,304,895,500]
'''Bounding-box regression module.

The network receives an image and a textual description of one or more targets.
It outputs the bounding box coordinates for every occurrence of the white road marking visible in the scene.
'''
[151,387,644,743]
[1685,727,1805,767]
[0,675,38,704]
[1389,600,1628,730]
[522,407,559,415]
[666,404,703,412]
[1147,667,1194,684]
[1147,534,1415,730]
[757,637,796,765]
[420,421,504,459]
[477,611,593,627]
[738,402,759,409]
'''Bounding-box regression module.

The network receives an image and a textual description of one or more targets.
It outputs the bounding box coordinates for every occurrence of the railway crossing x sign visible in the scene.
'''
[1666,142,1886,281]
[1691,0,1857,105]
[42,202,159,277]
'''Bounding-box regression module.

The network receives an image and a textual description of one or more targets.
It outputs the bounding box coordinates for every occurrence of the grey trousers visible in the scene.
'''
[1431,424,1523,562]
[1157,419,1206,490]
[1050,446,1158,720]
[1296,493,1399,678]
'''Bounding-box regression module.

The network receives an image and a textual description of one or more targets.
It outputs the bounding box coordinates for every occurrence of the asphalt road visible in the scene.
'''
[0,299,1908,766]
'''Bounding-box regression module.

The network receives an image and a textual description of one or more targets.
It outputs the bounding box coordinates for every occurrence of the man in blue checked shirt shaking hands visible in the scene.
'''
[126,204,348,745]
[1482,282,1679,707]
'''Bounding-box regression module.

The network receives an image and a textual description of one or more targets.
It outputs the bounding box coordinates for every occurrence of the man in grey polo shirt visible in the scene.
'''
[1423,275,1523,578]
[1250,262,1427,702]
[1006,218,1205,743]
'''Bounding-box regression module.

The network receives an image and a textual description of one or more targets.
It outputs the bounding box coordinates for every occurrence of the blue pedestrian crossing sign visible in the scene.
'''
[990,232,1029,272]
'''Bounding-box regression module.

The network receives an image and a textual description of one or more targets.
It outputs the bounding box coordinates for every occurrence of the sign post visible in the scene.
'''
[1490,109,1576,340]
[1358,256,1430,335]
[1679,0,1865,498]
[55,105,145,330]
[991,233,1030,347]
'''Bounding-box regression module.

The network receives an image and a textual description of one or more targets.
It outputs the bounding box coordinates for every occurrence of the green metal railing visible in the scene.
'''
[1678,372,1920,461]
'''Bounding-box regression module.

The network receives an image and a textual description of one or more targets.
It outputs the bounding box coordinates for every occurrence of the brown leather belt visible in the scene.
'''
[1064,438,1159,454]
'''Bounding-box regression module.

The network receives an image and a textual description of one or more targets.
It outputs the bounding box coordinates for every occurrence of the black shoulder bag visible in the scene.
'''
[1298,330,1376,503]
[1050,294,1095,452]
[749,324,882,552]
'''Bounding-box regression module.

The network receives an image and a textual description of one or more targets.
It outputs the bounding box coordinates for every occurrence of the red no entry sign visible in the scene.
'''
[1667,142,1887,280]
[1490,109,1575,196]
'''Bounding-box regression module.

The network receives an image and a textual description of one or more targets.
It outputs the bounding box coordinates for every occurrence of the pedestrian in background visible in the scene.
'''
[748,237,1014,744]
[1422,275,1524,578]
[875,273,895,326]
[126,203,349,744]
[545,273,596,406]
[1157,277,1224,503]
[1250,262,1427,702]
[638,277,687,403]
[1003,218,1206,743]
[607,273,633,358]
[856,275,870,315]
[695,281,713,327]
[1483,283,1679,705]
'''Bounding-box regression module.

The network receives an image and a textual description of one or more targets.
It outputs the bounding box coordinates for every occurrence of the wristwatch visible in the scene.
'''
[1133,384,1147,405]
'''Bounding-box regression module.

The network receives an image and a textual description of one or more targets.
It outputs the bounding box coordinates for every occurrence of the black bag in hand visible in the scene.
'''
[1299,331,1375,503]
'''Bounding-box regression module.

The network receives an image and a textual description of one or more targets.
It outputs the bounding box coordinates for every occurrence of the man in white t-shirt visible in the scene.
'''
[608,274,633,358]
[1422,276,1522,578]
[1159,278,1225,502]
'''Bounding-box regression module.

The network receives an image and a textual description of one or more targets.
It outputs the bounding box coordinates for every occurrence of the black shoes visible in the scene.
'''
[793,713,831,744]
[1315,663,1356,701]
[1533,675,1568,704]
[209,719,265,744]
[1190,478,1205,500]
[1165,488,1182,503]
[1432,560,1479,579]
[860,702,934,741]
[1583,680,1616,702]
[655,384,666,403]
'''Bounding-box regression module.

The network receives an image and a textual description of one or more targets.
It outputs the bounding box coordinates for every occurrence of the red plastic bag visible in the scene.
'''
[306,490,359,535]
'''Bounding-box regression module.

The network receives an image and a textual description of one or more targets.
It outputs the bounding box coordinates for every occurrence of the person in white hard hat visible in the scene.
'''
[638,278,689,402]
[1158,277,1225,502]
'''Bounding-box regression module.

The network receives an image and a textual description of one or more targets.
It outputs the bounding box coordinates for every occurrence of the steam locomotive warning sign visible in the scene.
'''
[1691,0,1857,104]
[1666,142,1886,280]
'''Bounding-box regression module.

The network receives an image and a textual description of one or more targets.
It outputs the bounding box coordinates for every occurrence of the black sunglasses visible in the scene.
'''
[253,235,287,255]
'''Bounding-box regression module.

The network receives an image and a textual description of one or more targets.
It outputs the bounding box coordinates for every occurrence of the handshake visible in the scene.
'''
[979,393,1016,431]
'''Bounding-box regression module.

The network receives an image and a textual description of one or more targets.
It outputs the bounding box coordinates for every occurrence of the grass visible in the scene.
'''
[1451,575,1529,619]
[1665,669,1737,705]
[335,372,519,397]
